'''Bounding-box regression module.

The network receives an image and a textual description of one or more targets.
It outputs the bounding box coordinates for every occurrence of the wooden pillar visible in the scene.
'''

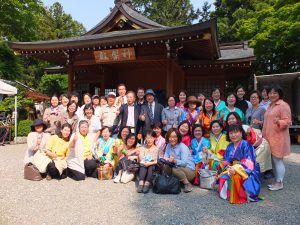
[67,63,74,94]
[166,59,174,97]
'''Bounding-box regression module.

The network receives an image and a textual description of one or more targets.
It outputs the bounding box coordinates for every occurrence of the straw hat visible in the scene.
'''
[184,96,201,108]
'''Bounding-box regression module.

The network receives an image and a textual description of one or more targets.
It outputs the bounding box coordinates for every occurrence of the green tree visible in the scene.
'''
[198,1,212,23]
[131,0,200,26]
[37,74,68,96]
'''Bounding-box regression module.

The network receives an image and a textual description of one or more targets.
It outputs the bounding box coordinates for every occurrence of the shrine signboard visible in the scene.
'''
[94,47,136,63]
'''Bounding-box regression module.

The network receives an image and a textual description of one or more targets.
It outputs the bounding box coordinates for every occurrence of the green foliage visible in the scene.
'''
[198,1,212,23]
[131,0,200,26]
[0,41,23,80]
[12,120,32,137]
[37,74,68,96]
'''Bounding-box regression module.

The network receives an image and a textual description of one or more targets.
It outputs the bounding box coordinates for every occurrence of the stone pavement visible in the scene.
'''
[0,144,299,225]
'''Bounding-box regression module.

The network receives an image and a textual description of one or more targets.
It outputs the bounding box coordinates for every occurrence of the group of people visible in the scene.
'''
[24,83,292,204]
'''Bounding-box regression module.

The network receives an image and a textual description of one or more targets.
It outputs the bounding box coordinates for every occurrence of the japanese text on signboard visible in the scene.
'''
[94,47,136,63]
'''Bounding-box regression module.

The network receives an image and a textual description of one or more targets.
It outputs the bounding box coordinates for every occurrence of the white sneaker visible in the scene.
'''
[268,182,283,191]
[113,174,121,183]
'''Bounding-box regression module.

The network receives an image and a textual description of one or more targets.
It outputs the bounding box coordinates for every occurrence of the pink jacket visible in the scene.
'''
[262,100,291,158]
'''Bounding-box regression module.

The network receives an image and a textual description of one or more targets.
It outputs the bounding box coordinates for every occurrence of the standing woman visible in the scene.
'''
[218,124,260,204]
[211,88,226,111]
[43,95,63,134]
[100,96,108,107]
[200,98,218,138]
[67,120,98,180]
[76,93,92,118]
[180,96,201,126]
[137,131,159,193]
[245,90,266,130]
[59,101,79,133]
[178,121,192,149]
[161,95,181,133]
[45,123,72,180]
[260,86,271,110]
[191,124,211,185]
[262,85,291,191]
[79,104,101,141]
[24,119,51,165]
[164,128,196,193]
[92,95,102,119]
[197,93,206,107]
[176,90,188,111]
[152,122,166,157]
[59,94,69,112]
[217,92,244,123]
[207,120,230,171]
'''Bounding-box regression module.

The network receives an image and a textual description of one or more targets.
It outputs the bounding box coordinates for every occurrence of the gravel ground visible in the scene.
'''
[0,144,300,225]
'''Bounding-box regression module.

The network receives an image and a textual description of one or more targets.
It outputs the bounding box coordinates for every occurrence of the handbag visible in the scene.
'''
[97,165,113,180]
[32,150,52,173]
[152,174,181,194]
[24,163,43,181]
[120,171,135,183]
[127,160,140,173]
[199,169,217,190]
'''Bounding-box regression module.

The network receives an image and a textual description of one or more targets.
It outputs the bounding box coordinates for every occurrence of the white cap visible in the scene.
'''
[107,92,116,97]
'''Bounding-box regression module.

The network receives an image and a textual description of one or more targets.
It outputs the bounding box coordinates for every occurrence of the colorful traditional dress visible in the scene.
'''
[209,133,230,171]
[94,137,115,163]
[180,108,201,126]
[214,100,226,112]
[216,107,245,123]
[218,140,261,204]
[191,137,211,185]
[200,111,218,138]
[182,135,192,149]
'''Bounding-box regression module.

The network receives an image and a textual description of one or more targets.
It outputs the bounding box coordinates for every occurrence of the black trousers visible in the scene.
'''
[47,161,66,179]
[139,165,154,182]
[84,159,98,178]
[67,168,85,181]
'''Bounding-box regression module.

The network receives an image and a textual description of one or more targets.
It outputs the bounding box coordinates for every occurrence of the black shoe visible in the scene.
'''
[143,185,150,194]
[264,171,274,179]
[137,185,143,193]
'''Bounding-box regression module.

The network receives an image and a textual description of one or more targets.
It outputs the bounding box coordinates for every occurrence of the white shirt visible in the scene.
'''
[126,105,135,127]
[94,105,102,118]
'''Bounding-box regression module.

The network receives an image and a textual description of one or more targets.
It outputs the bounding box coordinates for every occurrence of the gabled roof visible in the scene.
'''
[84,1,165,35]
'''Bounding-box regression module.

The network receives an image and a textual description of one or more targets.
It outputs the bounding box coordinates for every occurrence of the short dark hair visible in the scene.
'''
[152,122,163,130]
[145,130,157,138]
[178,120,191,136]
[50,95,59,104]
[192,124,205,138]
[226,124,247,142]
[225,92,238,106]
[100,126,111,134]
[165,128,182,144]
[225,112,243,128]
[118,126,131,139]
[78,120,89,128]
[59,94,69,101]
[126,90,136,97]
[117,83,126,89]
[137,87,144,92]
[67,100,78,112]
[71,91,79,98]
[235,85,246,93]
[249,90,262,102]
[125,133,137,148]
[58,123,72,141]
[83,103,94,114]
[202,98,216,116]
[211,87,221,96]
[269,84,284,99]
[210,120,224,131]
[261,85,271,93]
[100,96,107,101]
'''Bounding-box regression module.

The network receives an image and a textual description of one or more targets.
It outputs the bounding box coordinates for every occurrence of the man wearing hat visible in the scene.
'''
[100,92,119,134]
[139,89,163,137]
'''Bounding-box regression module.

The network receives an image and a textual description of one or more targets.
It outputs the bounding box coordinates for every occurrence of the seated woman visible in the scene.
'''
[164,128,196,193]
[43,95,63,134]
[114,133,139,183]
[78,104,101,141]
[218,124,261,204]
[226,112,272,175]
[109,126,131,172]
[152,122,166,157]
[191,124,211,185]
[200,98,218,138]
[59,100,79,134]
[45,123,72,180]
[24,119,51,165]
[94,126,115,166]
[206,120,230,172]
[137,131,159,194]
[67,120,99,181]
[178,121,192,149]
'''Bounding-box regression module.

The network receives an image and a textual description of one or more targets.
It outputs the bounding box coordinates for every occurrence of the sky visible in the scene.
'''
[42,0,215,31]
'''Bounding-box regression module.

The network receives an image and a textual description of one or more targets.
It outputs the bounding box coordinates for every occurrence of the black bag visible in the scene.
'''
[152,174,181,194]
[127,160,140,173]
